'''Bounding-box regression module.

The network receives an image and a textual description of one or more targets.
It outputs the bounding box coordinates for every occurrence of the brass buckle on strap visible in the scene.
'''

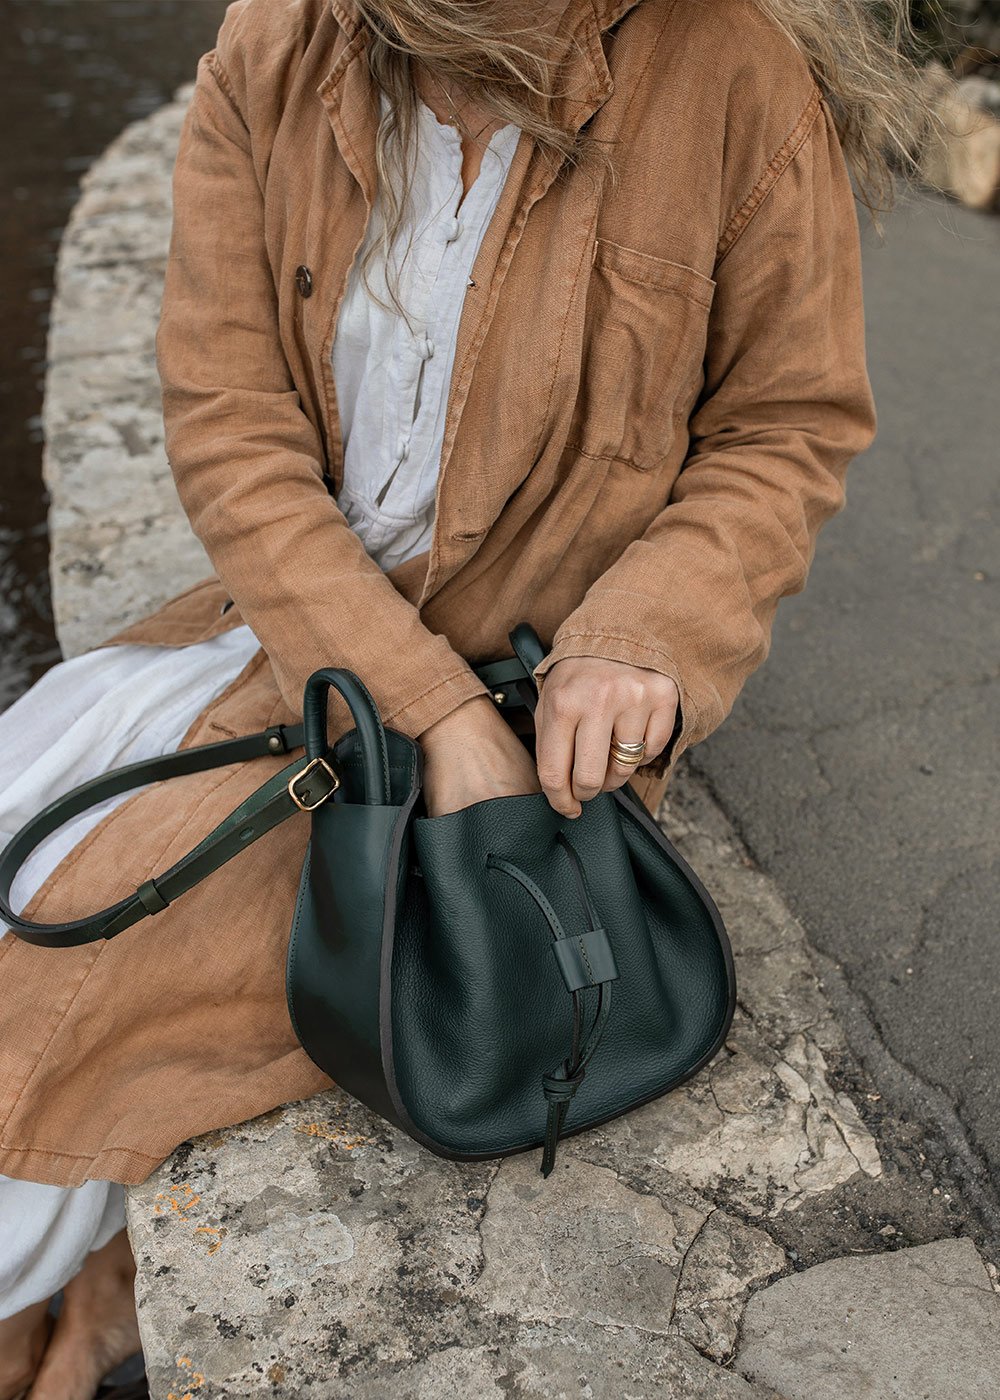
[288,756,340,812]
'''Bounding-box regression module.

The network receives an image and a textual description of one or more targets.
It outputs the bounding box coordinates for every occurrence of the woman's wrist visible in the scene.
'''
[417,692,499,747]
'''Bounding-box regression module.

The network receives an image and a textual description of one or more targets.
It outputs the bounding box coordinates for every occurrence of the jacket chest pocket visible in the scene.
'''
[566,238,716,473]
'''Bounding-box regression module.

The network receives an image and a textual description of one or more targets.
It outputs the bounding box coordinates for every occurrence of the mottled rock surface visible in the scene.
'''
[127,1093,787,1400]
[41,82,210,658]
[43,84,998,1400]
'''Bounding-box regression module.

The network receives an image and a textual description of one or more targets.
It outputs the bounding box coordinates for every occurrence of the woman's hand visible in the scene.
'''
[418,696,543,817]
[533,657,679,818]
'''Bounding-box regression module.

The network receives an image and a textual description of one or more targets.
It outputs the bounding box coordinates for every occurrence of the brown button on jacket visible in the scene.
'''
[0,0,876,1185]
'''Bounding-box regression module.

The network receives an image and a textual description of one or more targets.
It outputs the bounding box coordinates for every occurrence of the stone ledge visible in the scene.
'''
[41,81,210,659]
[42,84,1000,1400]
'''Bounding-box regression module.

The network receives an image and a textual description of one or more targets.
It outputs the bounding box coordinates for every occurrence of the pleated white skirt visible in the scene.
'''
[0,622,263,1319]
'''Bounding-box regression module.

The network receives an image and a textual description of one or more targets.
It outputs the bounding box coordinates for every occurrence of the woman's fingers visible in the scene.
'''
[601,705,650,792]
[571,706,623,805]
[534,684,584,817]
[642,705,678,767]
[535,657,680,815]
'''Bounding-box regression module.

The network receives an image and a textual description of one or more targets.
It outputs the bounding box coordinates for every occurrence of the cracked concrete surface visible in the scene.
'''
[44,87,1000,1399]
[736,1237,1000,1398]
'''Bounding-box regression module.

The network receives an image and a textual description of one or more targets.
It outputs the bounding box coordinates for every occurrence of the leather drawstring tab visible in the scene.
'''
[487,833,619,1179]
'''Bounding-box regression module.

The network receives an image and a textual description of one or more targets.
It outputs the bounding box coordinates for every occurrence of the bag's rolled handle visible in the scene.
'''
[303,667,391,806]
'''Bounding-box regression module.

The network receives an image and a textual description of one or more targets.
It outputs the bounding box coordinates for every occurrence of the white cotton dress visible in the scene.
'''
[0,93,521,1321]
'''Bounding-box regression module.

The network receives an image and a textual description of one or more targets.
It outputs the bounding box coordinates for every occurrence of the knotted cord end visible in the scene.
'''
[540,1063,586,1177]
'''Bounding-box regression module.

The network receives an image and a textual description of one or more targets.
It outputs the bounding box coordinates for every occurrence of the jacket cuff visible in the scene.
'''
[381,665,494,742]
[530,630,697,782]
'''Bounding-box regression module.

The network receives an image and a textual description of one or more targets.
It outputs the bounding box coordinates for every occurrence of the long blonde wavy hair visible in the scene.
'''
[352,0,948,315]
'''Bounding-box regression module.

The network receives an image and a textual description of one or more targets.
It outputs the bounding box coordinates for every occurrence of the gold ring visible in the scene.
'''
[611,736,646,755]
[609,735,647,768]
[610,749,645,768]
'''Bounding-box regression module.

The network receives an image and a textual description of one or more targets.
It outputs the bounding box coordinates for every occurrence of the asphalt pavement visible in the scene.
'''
[687,185,1000,1197]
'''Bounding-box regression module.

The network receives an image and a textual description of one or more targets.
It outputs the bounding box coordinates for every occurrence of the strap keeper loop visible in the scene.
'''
[136,878,169,915]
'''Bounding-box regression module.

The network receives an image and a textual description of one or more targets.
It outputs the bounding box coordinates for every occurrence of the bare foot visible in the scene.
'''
[0,1298,53,1400]
[26,1229,142,1400]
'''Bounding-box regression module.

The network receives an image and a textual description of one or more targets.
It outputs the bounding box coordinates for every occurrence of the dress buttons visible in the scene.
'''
[444,216,461,243]
[418,334,434,360]
[396,434,410,460]
[295,264,313,297]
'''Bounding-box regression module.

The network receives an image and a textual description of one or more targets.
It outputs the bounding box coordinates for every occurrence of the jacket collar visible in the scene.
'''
[324,0,643,142]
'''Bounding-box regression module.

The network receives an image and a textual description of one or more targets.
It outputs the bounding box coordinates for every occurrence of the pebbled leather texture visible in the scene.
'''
[286,625,736,1169]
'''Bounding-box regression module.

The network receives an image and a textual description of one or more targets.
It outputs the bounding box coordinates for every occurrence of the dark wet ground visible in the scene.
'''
[0,0,229,712]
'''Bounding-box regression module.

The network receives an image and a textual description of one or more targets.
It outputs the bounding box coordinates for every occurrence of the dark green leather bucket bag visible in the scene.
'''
[0,623,735,1178]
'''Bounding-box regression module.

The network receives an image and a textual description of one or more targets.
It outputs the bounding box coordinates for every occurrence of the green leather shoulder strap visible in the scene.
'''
[0,651,535,950]
[0,719,338,948]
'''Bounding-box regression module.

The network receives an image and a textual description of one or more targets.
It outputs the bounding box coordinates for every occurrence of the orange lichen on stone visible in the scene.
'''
[153,1184,201,1218]
[165,1353,205,1399]
[294,1120,369,1150]
[193,1224,226,1256]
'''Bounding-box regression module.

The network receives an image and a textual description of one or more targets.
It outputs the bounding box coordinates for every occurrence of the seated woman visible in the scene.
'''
[0,0,935,1393]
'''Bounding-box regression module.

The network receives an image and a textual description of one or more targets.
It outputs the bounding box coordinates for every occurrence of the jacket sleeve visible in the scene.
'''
[155,44,492,737]
[531,91,878,780]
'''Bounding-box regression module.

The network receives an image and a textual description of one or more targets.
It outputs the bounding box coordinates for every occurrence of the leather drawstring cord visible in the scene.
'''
[486,831,619,1177]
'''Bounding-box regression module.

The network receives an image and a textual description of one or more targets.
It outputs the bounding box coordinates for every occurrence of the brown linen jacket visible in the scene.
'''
[141,0,876,787]
[0,0,877,1186]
